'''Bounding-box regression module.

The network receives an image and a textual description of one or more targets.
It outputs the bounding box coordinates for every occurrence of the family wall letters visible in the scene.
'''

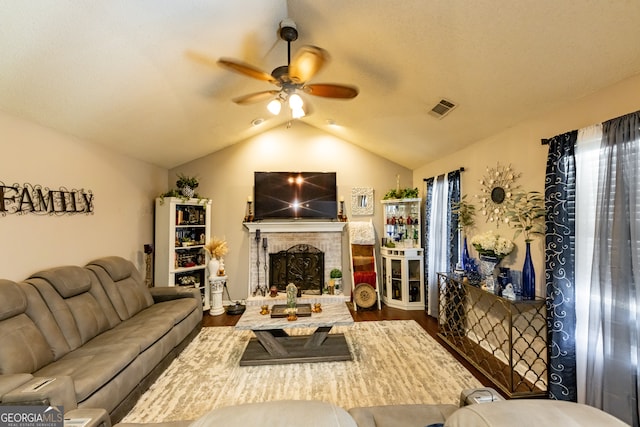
[0,181,94,216]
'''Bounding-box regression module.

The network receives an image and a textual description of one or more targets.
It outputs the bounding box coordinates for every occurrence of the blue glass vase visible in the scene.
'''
[522,242,535,300]
[462,237,471,271]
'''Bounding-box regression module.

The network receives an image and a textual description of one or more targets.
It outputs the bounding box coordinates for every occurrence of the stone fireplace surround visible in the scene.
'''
[243,221,348,306]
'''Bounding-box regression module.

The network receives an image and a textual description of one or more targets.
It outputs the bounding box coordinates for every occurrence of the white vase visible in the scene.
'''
[180,186,194,198]
[208,258,220,280]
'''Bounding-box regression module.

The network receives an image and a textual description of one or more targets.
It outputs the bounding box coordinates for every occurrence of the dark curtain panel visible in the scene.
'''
[586,111,640,426]
[545,130,578,401]
[447,170,461,272]
[423,177,434,313]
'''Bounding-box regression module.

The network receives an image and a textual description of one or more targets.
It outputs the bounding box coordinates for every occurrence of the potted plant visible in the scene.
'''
[452,195,476,270]
[176,174,199,198]
[505,191,546,299]
[383,187,419,200]
[159,173,209,204]
[330,268,343,294]
[204,236,229,278]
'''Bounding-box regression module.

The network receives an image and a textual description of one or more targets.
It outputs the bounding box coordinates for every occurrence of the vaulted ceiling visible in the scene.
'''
[2,1,640,169]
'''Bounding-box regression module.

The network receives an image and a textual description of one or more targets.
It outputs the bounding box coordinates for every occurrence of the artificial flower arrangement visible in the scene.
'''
[204,236,229,259]
[505,191,546,242]
[470,230,514,260]
[452,194,476,237]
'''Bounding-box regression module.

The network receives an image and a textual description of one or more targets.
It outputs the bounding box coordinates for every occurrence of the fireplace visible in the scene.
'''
[243,222,346,300]
[270,244,324,294]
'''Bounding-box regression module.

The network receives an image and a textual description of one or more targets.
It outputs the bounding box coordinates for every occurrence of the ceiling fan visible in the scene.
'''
[216,19,359,118]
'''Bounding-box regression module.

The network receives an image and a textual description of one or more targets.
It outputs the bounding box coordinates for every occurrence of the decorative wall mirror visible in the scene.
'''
[351,187,374,216]
[477,163,520,225]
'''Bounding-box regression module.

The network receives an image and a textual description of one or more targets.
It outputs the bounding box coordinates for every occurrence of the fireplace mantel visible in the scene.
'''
[243,221,346,233]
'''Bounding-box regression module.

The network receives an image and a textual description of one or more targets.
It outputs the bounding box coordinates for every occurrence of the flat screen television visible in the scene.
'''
[254,172,337,220]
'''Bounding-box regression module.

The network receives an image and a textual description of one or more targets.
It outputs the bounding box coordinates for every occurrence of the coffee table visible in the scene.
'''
[235,302,355,366]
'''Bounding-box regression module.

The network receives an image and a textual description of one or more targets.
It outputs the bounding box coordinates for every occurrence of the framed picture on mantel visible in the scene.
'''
[351,187,374,216]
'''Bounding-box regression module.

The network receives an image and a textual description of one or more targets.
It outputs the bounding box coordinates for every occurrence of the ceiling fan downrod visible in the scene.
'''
[279,19,298,66]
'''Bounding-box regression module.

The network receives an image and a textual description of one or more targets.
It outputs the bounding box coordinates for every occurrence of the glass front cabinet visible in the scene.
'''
[380,198,424,310]
[154,197,212,310]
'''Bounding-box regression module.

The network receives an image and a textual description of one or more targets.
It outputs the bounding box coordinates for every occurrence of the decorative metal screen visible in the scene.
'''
[269,244,324,294]
[437,273,548,397]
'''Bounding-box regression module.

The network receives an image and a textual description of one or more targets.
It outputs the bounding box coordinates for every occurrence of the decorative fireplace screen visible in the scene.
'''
[269,244,324,294]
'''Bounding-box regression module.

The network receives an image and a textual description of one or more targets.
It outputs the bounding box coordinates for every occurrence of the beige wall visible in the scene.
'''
[413,73,640,298]
[171,122,412,300]
[0,112,168,281]
[4,72,640,300]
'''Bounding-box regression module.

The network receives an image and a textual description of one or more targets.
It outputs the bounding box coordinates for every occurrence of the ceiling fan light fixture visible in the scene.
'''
[267,99,282,115]
[292,106,306,119]
[289,93,304,109]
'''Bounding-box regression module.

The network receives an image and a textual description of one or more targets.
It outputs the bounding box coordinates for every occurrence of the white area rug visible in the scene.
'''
[122,320,482,422]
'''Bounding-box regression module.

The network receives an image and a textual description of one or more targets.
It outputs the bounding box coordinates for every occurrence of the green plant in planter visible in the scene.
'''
[176,173,199,190]
[158,173,209,204]
[383,187,419,200]
[330,268,343,279]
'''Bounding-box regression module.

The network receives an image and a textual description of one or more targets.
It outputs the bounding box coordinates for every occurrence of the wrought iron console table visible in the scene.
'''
[437,273,547,398]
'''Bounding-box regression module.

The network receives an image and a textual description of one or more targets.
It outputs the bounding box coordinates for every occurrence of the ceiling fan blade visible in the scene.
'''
[288,45,329,84]
[304,83,359,99]
[185,50,221,69]
[217,58,277,84]
[232,90,280,105]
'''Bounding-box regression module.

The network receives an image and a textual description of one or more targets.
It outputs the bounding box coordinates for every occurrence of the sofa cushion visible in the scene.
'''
[189,400,357,427]
[348,404,458,427]
[443,399,631,427]
[27,271,112,350]
[139,299,200,326]
[30,266,91,298]
[17,282,72,361]
[0,279,26,320]
[83,314,174,353]
[35,343,139,403]
[0,314,54,374]
[87,257,154,321]
[0,281,54,375]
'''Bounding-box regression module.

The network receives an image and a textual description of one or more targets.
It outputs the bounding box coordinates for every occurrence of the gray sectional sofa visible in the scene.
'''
[0,256,202,423]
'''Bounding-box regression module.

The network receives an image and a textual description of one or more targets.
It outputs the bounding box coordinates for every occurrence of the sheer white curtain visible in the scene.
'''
[574,123,602,403]
[426,175,448,316]
[573,112,640,425]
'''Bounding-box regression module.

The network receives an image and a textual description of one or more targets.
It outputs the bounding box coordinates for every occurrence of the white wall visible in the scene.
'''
[171,122,413,300]
[0,112,168,280]
[413,73,640,298]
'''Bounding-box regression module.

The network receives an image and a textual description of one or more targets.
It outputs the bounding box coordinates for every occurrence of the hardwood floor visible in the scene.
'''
[202,302,504,396]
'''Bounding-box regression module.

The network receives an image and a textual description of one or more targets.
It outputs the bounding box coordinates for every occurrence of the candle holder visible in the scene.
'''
[244,201,254,222]
[286,307,298,321]
[338,200,347,222]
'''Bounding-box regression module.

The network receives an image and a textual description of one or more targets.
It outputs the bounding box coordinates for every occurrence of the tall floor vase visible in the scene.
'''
[522,242,536,300]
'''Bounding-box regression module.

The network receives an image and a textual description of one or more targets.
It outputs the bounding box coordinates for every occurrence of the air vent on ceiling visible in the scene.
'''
[428,98,457,119]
